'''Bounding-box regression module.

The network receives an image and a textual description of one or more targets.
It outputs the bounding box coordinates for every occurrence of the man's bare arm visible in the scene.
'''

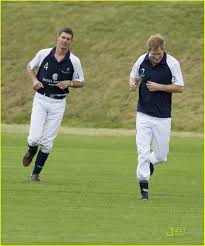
[129,78,140,91]
[146,81,184,93]
[27,64,44,90]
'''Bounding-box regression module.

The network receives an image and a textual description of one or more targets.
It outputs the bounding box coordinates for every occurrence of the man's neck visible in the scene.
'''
[55,47,68,56]
[54,47,69,62]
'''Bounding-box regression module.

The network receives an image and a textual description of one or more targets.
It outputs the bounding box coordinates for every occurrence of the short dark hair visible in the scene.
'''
[58,27,74,39]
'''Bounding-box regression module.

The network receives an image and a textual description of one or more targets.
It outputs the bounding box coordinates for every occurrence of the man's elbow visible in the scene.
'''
[178,86,184,93]
[81,81,86,87]
[27,64,32,72]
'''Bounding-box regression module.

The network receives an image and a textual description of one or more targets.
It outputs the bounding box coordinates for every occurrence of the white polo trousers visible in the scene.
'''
[28,92,66,153]
[136,112,171,181]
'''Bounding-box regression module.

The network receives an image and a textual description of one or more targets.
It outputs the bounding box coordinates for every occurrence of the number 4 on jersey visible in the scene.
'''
[44,62,48,70]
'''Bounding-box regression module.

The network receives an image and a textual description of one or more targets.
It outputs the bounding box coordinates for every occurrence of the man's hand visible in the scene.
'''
[130,82,137,91]
[146,81,161,91]
[129,78,139,92]
[57,80,71,90]
[146,81,184,93]
[33,80,44,90]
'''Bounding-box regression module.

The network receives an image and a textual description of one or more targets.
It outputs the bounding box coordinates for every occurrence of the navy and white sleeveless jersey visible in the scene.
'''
[29,47,84,96]
[130,52,184,118]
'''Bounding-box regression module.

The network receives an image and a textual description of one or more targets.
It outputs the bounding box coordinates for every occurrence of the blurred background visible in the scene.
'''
[2,1,203,132]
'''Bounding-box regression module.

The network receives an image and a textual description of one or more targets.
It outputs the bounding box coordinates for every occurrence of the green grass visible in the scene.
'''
[2,2,203,131]
[2,132,203,244]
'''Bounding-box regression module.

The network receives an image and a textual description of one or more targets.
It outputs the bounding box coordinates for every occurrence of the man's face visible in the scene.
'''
[149,47,164,65]
[57,32,72,50]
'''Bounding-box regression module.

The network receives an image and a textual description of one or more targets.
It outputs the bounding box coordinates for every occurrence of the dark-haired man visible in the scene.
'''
[22,27,85,181]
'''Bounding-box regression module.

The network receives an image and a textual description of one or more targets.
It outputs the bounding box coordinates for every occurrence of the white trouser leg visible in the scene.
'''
[150,117,171,165]
[27,95,47,147]
[40,99,66,153]
[136,112,153,181]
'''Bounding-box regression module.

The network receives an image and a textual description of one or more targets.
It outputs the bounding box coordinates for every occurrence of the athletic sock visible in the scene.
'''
[28,145,38,155]
[139,180,148,194]
[32,150,49,175]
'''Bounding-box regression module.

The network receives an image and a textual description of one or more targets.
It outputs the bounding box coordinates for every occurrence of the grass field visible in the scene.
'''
[2,132,203,244]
